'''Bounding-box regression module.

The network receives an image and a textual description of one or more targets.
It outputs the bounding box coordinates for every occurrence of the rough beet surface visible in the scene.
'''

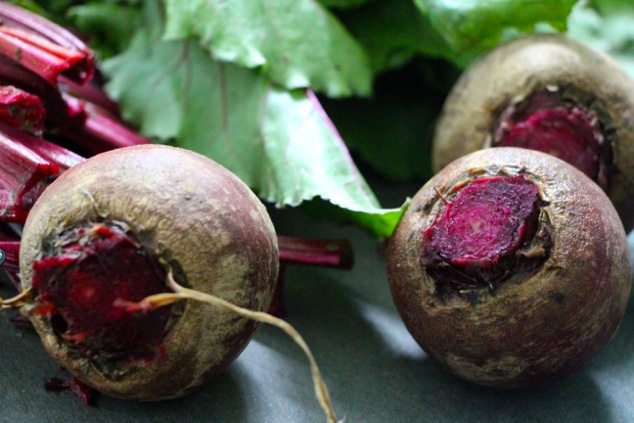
[32,221,170,361]
[432,34,634,230]
[421,175,545,291]
[19,144,279,401]
[387,148,631,389]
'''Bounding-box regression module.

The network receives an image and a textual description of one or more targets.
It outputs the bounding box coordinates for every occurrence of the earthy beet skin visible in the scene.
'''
[19,144,279,400]
[387,147,632,389]
[432,34,634,231]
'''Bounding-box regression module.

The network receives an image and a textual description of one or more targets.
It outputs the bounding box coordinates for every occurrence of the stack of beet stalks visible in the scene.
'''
[0,3,156,288]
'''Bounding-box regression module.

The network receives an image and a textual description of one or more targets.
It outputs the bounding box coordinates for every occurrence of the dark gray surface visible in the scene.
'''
[1,181,633,423]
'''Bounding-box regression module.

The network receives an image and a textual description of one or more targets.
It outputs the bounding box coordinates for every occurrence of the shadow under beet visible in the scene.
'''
[354,301,618,423]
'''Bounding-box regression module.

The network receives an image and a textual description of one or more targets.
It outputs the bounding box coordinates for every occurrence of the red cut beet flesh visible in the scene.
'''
[422,175,541,289]
[31,223,170,361]
[499,107,600,179]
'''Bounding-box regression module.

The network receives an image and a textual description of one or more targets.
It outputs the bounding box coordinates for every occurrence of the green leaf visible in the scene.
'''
[301,197,408,239]
[317,0,373,8]
[567,1,634,79]
[339,0,452,73]
[322,58,460,180]
[162,0,373,97]
[101,2,401,238]
[588,0,634,15]
[67,3,142,58]
[12,0,72,18]
[413,0,578,66]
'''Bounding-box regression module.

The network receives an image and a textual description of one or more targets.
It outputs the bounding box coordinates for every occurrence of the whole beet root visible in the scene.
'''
[19,144,279,400]
[387,147,631,389]
[432,34,634,230]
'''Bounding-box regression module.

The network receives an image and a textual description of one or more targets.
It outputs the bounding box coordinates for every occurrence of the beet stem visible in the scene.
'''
[0,26,85,86]
[0,129,59,223]
[274,236,353,317]
[59,76,121,118]
[0,2,94,83]
[0,54,69,126]
[59,94,151,154]
[0,85,46,135]
[0,125,85,223]
[278,235,353,270]
[0,123,84,169]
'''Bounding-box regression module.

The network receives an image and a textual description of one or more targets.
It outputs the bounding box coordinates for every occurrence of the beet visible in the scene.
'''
[432,34,634,230]
[386,147,632,389]
[19,144,280,400]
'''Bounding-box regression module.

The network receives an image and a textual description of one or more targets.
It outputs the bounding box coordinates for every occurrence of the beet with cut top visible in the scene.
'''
[386,147,631,389]
[19,144,279,400]
[432,34,634,230]
[420,174,546,293]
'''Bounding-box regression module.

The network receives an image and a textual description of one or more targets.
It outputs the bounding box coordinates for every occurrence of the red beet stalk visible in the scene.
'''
[2,123,84,169]
[278,236,353,269]
[0,2,94,84]
[60,76,122,118]
[0,124,83,223]
[0,133,58,223]
[0,54,68,126]
[270,236,353,316]
[0,4,95,128]
[60,94,151,154]
[0,85,46,135]
[0,26,86,86]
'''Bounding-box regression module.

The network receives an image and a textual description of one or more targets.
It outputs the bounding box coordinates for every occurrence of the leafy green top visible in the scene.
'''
[22,0,633,238]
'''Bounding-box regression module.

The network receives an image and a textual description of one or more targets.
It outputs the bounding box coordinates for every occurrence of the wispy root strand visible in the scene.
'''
[116,271,342,423]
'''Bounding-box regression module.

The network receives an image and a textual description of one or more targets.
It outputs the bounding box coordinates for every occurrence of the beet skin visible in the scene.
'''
[19,145,279,400]
[386,147,632,389]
